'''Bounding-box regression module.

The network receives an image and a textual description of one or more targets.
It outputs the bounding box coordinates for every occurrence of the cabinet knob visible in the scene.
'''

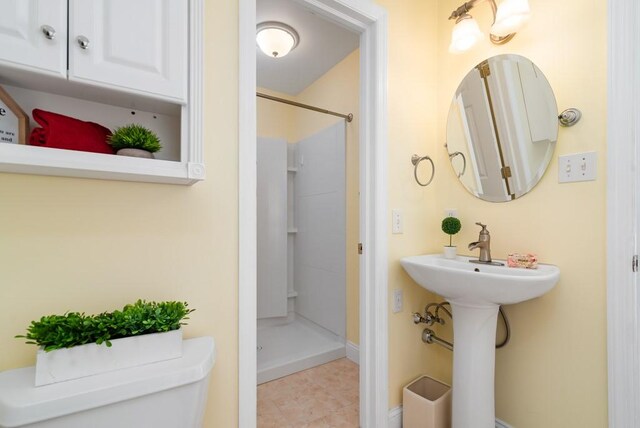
[76,35,90,50]
[41,25,56,40]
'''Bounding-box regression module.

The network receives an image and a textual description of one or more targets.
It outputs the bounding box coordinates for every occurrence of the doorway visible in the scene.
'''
[238,0,389,426]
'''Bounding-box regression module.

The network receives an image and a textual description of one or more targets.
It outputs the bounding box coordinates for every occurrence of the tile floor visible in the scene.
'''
[257,358,359,427]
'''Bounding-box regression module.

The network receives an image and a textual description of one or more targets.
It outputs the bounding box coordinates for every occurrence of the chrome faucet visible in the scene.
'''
[468,222,492,263]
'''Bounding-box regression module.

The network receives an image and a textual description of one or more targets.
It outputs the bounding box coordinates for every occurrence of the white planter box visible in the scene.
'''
[35,329,183,386]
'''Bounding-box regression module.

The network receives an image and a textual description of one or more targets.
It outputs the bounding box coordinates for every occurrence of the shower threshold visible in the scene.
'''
[257,315,346,384]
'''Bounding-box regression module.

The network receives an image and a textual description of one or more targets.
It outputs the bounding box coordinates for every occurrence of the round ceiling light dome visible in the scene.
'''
[256,21,300,59]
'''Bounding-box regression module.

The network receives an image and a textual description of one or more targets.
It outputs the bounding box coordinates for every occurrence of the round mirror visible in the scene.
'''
[446,54,558,202]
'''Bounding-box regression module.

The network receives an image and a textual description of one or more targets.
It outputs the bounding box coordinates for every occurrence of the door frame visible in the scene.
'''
[607,0,640,425]
[238,1,389,427]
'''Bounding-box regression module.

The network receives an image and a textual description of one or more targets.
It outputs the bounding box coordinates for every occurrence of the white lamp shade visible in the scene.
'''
[491,0,531,37]
[449,17,484,54]
[257,27,296,58]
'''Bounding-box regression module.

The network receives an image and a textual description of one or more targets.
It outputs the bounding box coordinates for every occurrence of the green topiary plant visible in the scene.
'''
[108,124,162,153]
[16,300,194,352]
[441,216,462,247]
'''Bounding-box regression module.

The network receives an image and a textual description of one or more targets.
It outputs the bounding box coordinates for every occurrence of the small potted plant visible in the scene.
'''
[16,300,193,386]
[441,216,462,259]
[108,124,162,158]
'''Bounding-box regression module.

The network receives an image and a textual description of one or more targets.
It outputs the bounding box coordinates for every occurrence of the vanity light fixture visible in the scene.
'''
[448,0,530,53]
[256,21,300,59]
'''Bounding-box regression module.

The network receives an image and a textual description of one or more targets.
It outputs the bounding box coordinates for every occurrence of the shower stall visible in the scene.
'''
[257,121,346,384]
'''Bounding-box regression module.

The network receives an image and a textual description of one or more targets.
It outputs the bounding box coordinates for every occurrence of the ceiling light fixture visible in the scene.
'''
[448,0,530,54]
[256,21,300,59]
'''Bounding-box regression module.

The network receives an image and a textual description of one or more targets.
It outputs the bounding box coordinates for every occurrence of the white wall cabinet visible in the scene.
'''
[0,0,67,78]
[69,0,187,102]
[0,0,203,185]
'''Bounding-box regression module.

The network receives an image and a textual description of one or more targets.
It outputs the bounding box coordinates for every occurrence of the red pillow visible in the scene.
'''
[29,109,114,154]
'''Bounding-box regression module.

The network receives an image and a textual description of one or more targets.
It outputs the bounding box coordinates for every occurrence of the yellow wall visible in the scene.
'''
[434,1,607,425]
[257,87,295,141]
[257,50,361,344]
[380,0,607,426]
[375,0,450,411]
[0,2,239,427]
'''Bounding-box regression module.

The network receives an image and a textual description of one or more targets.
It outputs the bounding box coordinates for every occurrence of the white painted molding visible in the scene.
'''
[238,1,388,427]
[389,406,511,428]
[346,341,359,364]
[238,0,257,426]
[495,418,514,428]
[607,0,640,426]
[388,406,402,428]
[187,0,204,167]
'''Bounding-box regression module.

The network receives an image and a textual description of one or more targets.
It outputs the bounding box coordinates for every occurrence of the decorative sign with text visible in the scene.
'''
[0,86,29,145]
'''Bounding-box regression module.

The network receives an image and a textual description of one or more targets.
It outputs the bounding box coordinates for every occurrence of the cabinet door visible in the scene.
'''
[0,0,67,77]
[69,0,188,102]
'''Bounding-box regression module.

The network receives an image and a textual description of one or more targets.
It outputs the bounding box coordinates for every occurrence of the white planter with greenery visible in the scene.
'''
[108,124,162,159]
[17,300,194,387]
[442,216,462,260]
[443,245,457,259]
[35,329,182,386]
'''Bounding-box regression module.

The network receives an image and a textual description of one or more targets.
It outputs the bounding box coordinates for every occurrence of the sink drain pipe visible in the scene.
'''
[422,328,453,351]
[414,301,511,351]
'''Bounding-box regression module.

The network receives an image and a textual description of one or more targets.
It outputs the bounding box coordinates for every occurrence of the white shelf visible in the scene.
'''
[0,143,204,184]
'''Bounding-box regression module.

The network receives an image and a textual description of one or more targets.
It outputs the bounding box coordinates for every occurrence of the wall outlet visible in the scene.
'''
[392,209,403,234]
[444,208,458,218]
[392,289,403,313]
[558,152,597,183]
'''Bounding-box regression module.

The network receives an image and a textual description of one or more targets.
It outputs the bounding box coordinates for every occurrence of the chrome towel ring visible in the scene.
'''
[411,154,435,187]
[448,151,467,178]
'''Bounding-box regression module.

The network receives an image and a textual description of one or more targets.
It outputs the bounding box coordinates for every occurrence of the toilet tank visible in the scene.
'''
[0,337,216,428]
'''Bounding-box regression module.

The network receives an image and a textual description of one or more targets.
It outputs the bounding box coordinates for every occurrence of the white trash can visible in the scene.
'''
[402,375,452,428]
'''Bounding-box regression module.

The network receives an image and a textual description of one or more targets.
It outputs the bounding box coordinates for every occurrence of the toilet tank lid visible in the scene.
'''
[0,336,215,428]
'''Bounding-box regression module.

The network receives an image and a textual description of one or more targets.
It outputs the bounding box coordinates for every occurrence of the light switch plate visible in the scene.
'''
[444,208,458,218]
[392,209,403,234]
[558,152,597,183]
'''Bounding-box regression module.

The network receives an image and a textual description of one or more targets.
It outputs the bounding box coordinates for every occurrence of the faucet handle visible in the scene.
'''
[475,222,489,234]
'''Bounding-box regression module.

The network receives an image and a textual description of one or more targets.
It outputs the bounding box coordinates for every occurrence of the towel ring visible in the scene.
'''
[411,154,435,187]
[448,151,467,178]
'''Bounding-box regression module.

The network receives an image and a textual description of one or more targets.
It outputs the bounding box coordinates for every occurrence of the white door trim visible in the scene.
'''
[607,0,640,426]
[238,1,389,427]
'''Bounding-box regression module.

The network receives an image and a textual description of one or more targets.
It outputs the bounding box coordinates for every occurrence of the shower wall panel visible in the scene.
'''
[257,137,288,319]
[294,122,346,338]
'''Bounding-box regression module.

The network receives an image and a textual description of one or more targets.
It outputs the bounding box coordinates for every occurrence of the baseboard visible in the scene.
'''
[346,341,359,364]
[495,418,513,428]
[387,406,512,428]
[388,406,402,428]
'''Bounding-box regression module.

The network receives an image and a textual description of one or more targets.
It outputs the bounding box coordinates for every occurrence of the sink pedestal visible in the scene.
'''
[450,302,499,428]
[400,254,560,428]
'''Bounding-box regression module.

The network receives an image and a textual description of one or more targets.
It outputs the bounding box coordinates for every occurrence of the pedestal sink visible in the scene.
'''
[400,254,560,428]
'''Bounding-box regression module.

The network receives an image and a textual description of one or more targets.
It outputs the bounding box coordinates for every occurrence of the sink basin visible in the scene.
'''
[400,253,560,428]
[400,254,560,306]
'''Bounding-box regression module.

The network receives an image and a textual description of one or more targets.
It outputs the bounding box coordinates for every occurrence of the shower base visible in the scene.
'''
[257,315,345,384]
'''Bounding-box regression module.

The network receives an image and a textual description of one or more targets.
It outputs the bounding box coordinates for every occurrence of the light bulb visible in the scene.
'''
[449,15,484,54]
[491,0,531,37]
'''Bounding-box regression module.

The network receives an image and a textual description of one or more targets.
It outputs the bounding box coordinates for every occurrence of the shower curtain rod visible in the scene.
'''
[256,92,353,122]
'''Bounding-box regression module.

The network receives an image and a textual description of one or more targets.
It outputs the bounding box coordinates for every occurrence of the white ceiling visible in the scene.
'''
[256,0,359,95]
